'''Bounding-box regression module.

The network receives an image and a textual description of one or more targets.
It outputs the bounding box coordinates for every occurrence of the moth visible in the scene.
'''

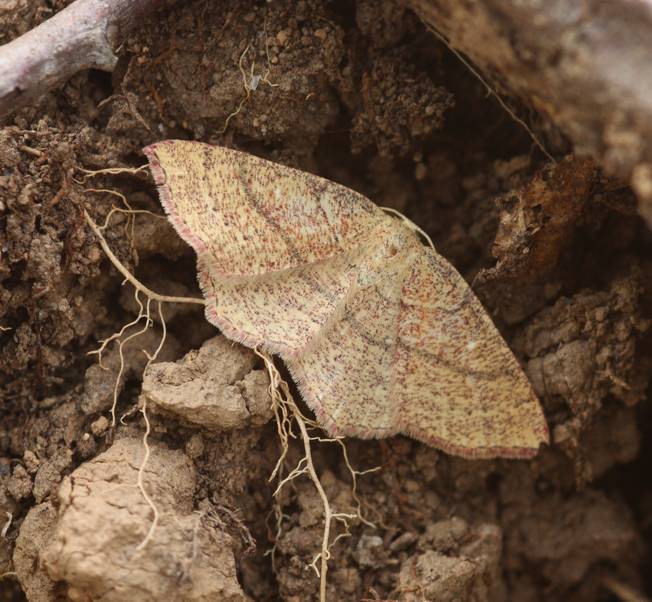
[144,140,548,459]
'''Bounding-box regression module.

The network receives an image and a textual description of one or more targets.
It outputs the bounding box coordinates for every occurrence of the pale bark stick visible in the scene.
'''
[0,0,176,118]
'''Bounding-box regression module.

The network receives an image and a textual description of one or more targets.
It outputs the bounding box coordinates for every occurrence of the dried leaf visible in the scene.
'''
[144,140,548,459]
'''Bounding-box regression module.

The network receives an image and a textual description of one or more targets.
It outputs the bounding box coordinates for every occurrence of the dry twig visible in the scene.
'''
[0,0,178,117]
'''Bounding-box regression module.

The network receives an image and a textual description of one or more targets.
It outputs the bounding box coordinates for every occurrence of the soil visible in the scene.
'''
[2,1,652,601]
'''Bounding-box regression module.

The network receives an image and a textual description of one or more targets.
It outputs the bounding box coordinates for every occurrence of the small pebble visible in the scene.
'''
[23,450,40,474]
[185,434,205,459]
[415,163,427,181]
[276,29,289,45]
[90,416,109,436]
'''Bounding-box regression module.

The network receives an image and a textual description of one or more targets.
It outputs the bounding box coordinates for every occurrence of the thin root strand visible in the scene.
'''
[256,349,377,602]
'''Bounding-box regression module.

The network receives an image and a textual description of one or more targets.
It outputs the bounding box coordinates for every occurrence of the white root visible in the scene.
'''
[256,349,377,602]
[84,202,204,549]
[84,179,377,593]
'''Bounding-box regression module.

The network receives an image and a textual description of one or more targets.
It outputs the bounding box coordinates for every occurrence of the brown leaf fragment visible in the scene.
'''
[474,156,600,324]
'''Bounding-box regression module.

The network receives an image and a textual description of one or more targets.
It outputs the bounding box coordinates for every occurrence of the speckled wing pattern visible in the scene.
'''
[144,140,549,459]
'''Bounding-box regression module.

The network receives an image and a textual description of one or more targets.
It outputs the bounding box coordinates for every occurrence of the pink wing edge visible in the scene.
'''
[288,362,549,460]
[143,141,300,356]
[144,141,549,461]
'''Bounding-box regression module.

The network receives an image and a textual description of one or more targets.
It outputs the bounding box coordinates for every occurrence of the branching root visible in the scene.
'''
[219,25,279,134]
[83,196,204,550]
[256,349,378,602]
[76,165,149,179]
[82,176,378,594]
